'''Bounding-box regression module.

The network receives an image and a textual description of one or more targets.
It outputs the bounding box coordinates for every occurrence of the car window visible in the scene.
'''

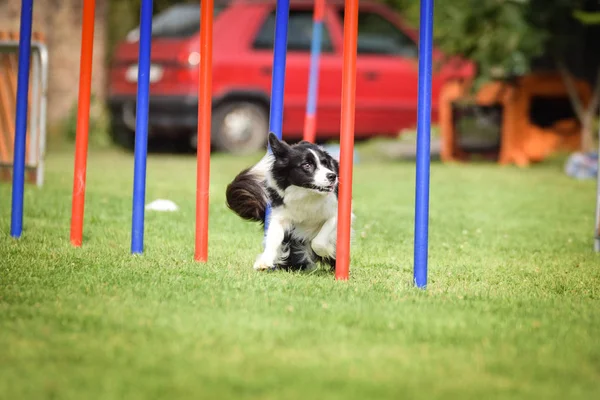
[253,9,334,52]
[129,3,226,39]
[338,9,417,57]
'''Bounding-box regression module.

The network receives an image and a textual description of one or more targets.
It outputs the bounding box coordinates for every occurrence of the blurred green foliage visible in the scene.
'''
[62,94,110,147]
[384,0,590,87]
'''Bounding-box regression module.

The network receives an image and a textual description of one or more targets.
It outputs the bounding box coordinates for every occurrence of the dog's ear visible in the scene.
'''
[268,132,290,159]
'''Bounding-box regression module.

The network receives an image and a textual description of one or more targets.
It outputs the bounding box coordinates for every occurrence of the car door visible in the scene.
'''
[249,5,343,139]
[334,6,421,137]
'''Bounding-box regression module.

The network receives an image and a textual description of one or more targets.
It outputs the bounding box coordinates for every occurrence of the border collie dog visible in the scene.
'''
[226,133,354,272]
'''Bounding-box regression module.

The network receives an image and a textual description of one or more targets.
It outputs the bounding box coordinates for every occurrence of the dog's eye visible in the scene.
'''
[301,162,311,171]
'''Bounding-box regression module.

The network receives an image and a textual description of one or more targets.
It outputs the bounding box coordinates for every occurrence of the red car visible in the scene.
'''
[108,0,474,154]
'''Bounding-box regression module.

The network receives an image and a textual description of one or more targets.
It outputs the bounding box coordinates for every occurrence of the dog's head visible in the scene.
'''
[267,132,338,194]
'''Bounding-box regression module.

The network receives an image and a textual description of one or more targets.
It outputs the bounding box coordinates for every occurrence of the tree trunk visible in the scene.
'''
[557,62,600,153]
[581,112,596,153]
[557,61,600,153]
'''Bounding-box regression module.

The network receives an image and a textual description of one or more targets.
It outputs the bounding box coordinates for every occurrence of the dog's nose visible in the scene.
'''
[326,173,337,183]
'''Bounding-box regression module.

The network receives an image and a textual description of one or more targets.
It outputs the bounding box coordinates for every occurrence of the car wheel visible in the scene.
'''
[109,119,135,151]
[210,101,268,154]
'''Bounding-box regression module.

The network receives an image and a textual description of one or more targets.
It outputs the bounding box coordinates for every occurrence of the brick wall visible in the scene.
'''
[0,0,107,125]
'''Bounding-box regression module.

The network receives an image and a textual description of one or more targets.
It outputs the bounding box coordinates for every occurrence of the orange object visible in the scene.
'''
[335,0,359,281]
[314,0,325,20]
[303,114,316,143]
[439,73,592,167]
[0,32,16,163]
[195,0,214,262]
[0,30,45,184]
[70,0,96,247]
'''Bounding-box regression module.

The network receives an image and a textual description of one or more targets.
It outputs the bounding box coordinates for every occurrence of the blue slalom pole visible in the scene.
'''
[10,0,34,238]
[264,0,290,234]
[131,0,153,254]
[413,0,434,288]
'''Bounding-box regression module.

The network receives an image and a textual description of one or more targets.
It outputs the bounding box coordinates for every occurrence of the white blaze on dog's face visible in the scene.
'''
[308,149,337,190]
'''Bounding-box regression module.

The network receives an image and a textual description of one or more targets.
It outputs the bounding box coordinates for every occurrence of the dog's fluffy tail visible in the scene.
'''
[225,160,269,223]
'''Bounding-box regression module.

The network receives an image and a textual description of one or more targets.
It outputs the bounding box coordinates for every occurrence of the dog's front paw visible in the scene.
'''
[311,239,335,259]
[253,256,276,271]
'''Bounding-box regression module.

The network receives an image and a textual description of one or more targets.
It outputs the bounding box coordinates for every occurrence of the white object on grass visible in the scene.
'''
[145,199,179,212]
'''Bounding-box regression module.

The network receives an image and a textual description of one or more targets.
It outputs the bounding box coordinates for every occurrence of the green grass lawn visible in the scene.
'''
[1,141,599,399]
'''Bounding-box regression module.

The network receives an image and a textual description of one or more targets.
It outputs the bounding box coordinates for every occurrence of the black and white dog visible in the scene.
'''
[226,132,353,272]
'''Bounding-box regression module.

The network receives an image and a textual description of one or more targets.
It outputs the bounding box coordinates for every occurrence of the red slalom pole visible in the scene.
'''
[195,0,214,262]
[70,0,96,247]
[335,0,358,280]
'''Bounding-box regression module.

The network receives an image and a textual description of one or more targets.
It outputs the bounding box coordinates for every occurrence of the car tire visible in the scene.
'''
[109,114,135,152]
[210,101,268,154]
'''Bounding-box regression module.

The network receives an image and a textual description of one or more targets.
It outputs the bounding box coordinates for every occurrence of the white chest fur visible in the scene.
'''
[280,186,337,238]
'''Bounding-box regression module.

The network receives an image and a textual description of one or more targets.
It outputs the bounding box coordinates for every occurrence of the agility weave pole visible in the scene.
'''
[264,0,290,235]
[10,0,34,239]
[334,0,359,280]
[130,0,153,254]
[302,0,326,144]
[70,0,96,247]
[195,0,215,262]
[413,0,434,288]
